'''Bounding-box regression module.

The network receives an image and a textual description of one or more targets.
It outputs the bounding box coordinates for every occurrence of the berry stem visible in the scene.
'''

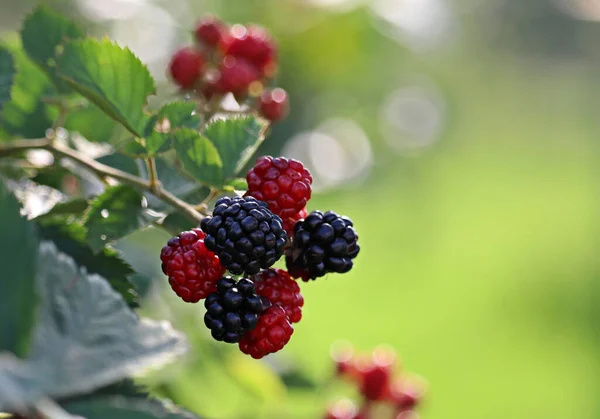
[0,138,205,223]
[146,157,159,191]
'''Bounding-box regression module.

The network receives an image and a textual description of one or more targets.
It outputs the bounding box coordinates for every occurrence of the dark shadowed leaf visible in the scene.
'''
[0,183,38,357]
[0,47,15,114]
[84,185,147,252]
[63,396,199,419]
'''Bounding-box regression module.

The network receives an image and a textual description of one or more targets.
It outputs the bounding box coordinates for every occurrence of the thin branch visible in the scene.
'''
[0,139,204,223]
[146,157,159,190]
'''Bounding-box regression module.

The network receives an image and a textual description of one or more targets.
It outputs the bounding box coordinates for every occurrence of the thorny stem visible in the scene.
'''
[0,138,205,223]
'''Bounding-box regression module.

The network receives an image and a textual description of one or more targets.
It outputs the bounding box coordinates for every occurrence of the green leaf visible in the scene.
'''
[1,47,53,138]
[97,153,140,176]
[63,396,199,419]
[161,212,197,236]
[42,198,89,217]
[84,185,147,252]
[225,177,248,191]
[173,128,223,186]
[144,101,200,156]
[121,140,149,158]
[35,214,140,307]
[21,5,85,92]
[0,183,38,357]
[203,116,266,181]
[0,243,187,412]
[64,102,119,143]
[0,47,15,113]
[55,38,156,137]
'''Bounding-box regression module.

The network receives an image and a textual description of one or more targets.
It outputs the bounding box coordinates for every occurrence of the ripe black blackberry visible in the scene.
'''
[201,196,287,275]
[204,277,267,343]
[286,210,359,281]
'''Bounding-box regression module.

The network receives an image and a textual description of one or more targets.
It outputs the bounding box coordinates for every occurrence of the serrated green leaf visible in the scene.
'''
[55,38,155,137]
[173,128,223,186]
[0,47,15,113]
[226,177,247,191]
[1,47,53,138]
[21,5,85,92]
[144,101,200,156]
[203,116,266,181]
[42,198,89,217]
[84,185,147,252]
[0,182,38,357]
[35,214,140,307]
[0,243,187,412]
[63,396,199,419]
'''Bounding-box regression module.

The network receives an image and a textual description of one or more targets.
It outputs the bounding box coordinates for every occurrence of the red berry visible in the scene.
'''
[195,15,227,47]
[217,56,260,96]
[390,380,423,411]
[244,156,312,220]
[325,399,361,419]
[259,88,289,122]
[221,24,276,73]
[282,207,307,236]
[169,47,204,89]
[254,269,303,323]
[160,228,225,302]
[360,364,391,401]
[239,306,293,359]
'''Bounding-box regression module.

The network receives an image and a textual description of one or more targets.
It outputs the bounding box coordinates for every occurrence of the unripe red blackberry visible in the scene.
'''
[204,277,266,343]
[200,196,287,275]
[217,55,260,96]
[160,228,225,303]
[195,15,227,48]
[221,25,276,73]
[390,380,423,412]
[169,47,204,89]
[282,207,307,236]
[245,156,312,221]
[259,88,289,122]
[238,305,293,359]
[254,269,303,323]
[286,211,359,280]
[359,365,391,401]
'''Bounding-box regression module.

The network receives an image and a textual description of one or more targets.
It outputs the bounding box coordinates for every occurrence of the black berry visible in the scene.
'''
[201,196,287,275]
[286,210,359,280]
[204,277,266,343]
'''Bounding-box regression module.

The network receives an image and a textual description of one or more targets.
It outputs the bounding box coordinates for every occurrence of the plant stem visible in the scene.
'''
[0,139,204,223]
[146,157,159,191]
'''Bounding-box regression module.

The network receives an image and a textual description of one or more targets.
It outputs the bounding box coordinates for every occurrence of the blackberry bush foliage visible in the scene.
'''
[0,6,366,419]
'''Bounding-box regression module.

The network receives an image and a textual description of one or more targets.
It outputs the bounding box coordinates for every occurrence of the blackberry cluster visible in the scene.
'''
[286,210,359,280]
[204,277,266,343]
[254,269,303,323]
[200,196,287,275]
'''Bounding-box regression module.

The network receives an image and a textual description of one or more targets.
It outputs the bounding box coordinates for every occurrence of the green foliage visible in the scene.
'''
[203,117,267,182]
[21,5,85,92]
[0,183,38,357]
[36,211,140,307]
[1,47,53,138]
[0,47,14,114]
[173,128,223,186]
[84,185,147,252]
[64,102,120,143]
[63,396,199,419]
[144,101,201,156]
[0,243,187,412]
[55,38,155,137]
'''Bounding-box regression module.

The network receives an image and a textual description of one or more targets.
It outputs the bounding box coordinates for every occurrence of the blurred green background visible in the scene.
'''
[2,0,600,418]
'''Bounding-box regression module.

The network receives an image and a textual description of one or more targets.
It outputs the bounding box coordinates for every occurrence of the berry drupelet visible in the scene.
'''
[286,210,359,280]
[200,196,287,275]
[259,88,289,122]
[204,277,266,343]
[254,268,303,323]
[160,228,225,302]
